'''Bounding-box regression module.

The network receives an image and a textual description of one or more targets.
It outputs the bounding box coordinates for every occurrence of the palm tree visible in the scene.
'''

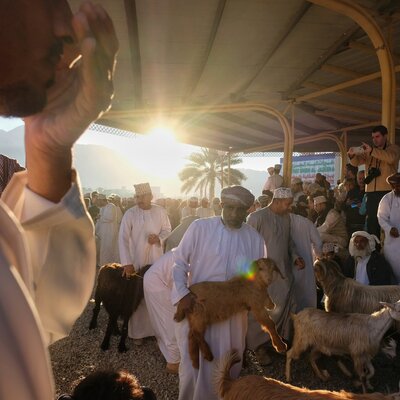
[179,148,246,199]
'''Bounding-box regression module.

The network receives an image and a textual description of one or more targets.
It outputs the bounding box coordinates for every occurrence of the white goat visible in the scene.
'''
[314,259,400,315]
[286,301,400,393]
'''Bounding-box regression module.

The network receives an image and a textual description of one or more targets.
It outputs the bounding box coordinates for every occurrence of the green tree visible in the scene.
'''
[179,148,246,200]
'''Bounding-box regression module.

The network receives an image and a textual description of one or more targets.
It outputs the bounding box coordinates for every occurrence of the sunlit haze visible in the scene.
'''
[0,118,279,197]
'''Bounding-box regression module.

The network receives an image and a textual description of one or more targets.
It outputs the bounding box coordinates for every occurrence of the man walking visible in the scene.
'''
[119,183,171,343]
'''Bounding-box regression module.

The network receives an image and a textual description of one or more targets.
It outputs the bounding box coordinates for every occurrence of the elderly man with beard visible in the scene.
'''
[342,231,393,285]
[378,172,400,283]
[246,187,305,365]
[172,186,266,400]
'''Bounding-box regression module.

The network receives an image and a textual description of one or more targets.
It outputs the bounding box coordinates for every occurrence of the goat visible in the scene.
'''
[215,350,400,400]
[285,301,400,393]
[314,259,400,315]
[89,263,151,352]
[174,257,286,369]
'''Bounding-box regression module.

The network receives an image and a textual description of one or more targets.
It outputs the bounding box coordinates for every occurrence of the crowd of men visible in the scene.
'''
[74,123,400,400]
[1,1,400,400]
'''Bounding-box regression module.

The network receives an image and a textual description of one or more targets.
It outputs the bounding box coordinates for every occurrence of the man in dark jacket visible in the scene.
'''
[342,231,394,285]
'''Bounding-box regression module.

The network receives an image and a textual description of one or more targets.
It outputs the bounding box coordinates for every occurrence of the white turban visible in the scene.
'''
[273,187,293,199]
[313,195,327,206]
[221,186,254,208]
[351,231,380,252]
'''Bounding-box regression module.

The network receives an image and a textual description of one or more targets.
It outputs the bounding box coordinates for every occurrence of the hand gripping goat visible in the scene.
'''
[174,258,287,369]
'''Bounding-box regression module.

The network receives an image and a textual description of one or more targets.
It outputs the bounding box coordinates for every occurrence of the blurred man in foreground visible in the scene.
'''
[0,1,118,398]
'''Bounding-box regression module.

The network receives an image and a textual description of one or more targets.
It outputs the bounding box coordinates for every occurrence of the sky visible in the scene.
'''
[0,117,281,197]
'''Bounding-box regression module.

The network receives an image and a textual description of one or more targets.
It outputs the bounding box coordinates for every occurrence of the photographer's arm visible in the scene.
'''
[370,145,400,165]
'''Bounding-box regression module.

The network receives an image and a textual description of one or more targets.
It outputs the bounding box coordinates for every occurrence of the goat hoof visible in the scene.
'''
[100,342,110,351]
[118,344,128,353]
[276,342,287,353]
[191,359,200,369]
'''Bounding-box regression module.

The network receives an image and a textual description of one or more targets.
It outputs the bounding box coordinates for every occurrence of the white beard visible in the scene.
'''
[349,241,371,260]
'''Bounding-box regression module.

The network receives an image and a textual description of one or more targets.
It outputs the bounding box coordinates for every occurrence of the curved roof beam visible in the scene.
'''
[308,0,397,142]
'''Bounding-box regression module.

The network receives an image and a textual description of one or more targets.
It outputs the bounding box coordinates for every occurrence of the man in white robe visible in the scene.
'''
[181,196,198,220]
[196,197,214,218]
[96,195,119,265]
[0,1,118,398]
[119,183,171,342]
[378,173,400,283]
[144,249,180,373]
[263,164,284,192]
[290,213,322,311]
[172,186,266,400]
[247,187,305,365]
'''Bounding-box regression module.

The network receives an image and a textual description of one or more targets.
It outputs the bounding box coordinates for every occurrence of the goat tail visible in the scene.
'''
[214,349,241,399]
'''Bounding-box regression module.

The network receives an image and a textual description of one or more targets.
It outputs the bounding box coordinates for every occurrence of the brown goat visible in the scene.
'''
[174,258,286,369]
[89,263,151,352]
[215,350,400,400]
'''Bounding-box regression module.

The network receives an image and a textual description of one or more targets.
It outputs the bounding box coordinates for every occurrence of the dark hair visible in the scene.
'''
[372,125,388,135]
[71,370,155,400]
[346,163,358,176]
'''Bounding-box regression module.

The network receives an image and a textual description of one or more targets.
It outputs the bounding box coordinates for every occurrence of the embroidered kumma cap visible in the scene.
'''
[273,187,293,199]
[134,183,152,196]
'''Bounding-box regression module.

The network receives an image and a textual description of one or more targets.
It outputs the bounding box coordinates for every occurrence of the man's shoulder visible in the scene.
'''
[151,203,167,212]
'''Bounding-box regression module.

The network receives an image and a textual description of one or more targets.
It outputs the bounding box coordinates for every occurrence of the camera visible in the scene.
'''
[364,167,381,184]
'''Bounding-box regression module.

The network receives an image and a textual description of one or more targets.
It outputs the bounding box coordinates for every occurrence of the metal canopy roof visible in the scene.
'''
[69,0,400,153]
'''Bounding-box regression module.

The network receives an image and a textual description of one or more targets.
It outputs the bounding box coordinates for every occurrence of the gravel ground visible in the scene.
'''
[50,301,400,399]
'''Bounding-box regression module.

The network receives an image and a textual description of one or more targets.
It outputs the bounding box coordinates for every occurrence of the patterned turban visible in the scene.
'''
[221,186,255,208]
[313,195,327,206]
[273,187,293,199]
[134,182,152,196]
[322,242,335,253]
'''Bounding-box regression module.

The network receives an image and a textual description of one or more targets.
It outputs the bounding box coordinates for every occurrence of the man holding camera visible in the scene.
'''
[348,125,400,238]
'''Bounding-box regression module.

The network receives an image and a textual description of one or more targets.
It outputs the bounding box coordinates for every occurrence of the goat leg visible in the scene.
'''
[285,348,294,382]
[89,297,101,330]
[253,308,287,353]
[101,315,118,351]
[118,317,129,353]
[188,330,200,369]
[337,359,353,378]
[310,349,329,381]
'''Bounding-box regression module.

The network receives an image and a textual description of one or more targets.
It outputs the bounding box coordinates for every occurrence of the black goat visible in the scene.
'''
[89,263,151,352]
